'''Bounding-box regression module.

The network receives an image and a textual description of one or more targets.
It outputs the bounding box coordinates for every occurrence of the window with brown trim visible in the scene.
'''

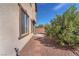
[20,8,29,37]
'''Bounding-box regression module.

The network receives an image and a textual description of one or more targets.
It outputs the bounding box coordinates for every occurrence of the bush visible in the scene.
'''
[45,24,53,39]
[45,5,79,48]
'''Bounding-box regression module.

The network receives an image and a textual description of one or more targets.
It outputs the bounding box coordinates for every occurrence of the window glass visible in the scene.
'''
[20,9,29,35]
[25,15,29,33]
[21,11,25,34]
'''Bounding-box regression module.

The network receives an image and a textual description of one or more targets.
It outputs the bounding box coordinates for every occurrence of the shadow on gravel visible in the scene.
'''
[34,36,79,56]
[34,36,74,51]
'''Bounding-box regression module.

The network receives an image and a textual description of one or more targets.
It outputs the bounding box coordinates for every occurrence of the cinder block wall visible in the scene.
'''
[35,27,45,34]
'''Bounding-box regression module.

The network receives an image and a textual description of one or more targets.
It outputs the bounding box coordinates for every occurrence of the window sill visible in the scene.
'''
[18,33,29,40]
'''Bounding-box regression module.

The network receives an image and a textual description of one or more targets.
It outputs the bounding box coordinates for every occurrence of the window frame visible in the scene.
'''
[31,20,35,33]
[19,5,29,39]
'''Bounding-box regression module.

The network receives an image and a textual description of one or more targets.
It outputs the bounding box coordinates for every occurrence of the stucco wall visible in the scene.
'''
[20,3,36,21]
[0,3,34,56]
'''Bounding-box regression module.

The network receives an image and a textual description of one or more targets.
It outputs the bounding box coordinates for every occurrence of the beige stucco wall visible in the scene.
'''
[20,3,36,21]
[0,3,35,56]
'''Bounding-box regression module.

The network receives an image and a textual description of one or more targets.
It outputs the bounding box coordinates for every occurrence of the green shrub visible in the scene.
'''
[45,5,79,48]
[45,24,53,39]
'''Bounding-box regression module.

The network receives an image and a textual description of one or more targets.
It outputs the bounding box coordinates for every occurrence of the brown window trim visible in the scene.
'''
[31,20,35,33]
[31,20,33,33]
[18,33,29,39]
[18,4,29,40]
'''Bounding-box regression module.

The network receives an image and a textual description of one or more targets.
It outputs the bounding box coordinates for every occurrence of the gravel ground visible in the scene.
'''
[19,34,75,56]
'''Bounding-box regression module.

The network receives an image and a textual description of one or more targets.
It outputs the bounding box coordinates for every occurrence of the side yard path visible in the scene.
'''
[19,34,79,56]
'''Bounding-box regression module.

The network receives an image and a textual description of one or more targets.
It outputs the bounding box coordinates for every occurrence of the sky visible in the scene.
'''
[36,3,79,25]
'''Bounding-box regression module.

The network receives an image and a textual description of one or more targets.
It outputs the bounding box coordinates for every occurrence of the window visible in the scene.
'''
[20,8,29,37]
[31,21,35,33]
[21,10,25,34]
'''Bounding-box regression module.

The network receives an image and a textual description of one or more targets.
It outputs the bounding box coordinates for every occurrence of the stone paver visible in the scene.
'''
[19,34,75,56]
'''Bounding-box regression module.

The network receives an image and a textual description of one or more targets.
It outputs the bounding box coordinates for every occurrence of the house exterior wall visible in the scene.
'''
[20,3,36,21]
[0,3,36,56]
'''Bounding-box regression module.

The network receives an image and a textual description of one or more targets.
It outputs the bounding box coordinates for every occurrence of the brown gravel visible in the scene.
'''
[19,35,75,56]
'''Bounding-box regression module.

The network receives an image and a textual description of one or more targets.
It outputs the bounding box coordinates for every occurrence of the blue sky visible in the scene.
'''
[36,3,79,25]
